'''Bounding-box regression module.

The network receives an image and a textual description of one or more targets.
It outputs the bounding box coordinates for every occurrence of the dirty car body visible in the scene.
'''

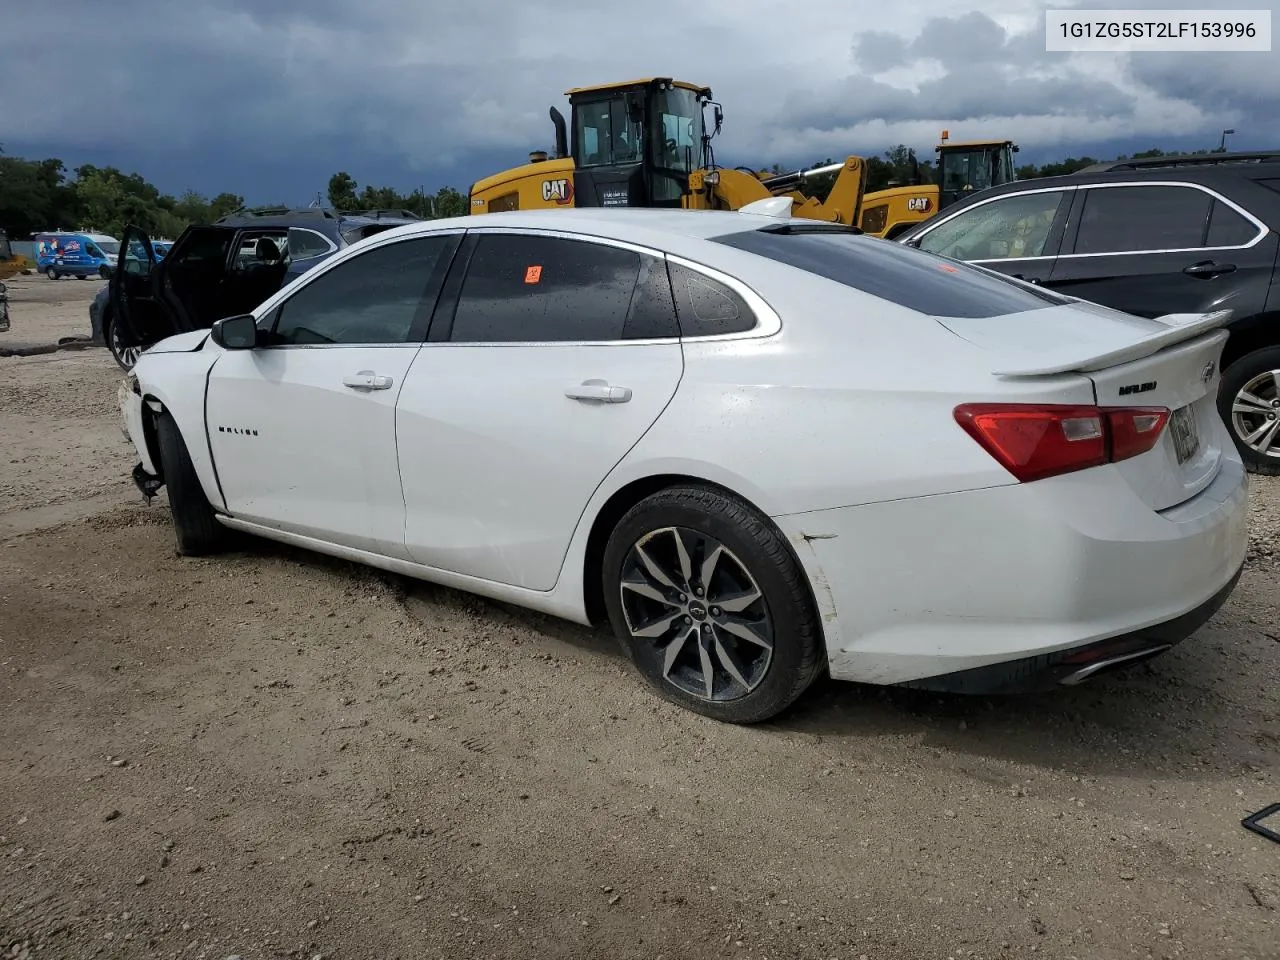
[117,207,1249,724]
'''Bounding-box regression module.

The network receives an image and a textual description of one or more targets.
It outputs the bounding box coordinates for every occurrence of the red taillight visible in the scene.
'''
[954,403,1170,483]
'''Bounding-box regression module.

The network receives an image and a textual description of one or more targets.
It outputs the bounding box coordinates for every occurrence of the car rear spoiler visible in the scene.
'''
[990,309,1232,378]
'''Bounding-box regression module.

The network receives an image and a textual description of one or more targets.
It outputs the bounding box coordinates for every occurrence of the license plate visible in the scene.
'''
[1169,405,1200,465]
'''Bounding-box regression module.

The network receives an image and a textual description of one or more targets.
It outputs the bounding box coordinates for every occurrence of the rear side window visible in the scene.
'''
[667,261,756,336]
[711,229,1072,318]
[1072,185,1212,254]
[448,233,677,342]
[1205,199,1259,246]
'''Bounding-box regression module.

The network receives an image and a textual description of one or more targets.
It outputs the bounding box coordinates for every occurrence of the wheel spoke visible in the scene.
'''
[1248,418,1280,455]
[621,578,671,605]
[671,530,694,587]
[717,615,773,650]
[662,628,693,678]
[634,541,680,591]
[1233,390,1272,415]
[699,545,724,595]
[633,611,683,639]
[696,635,715,698]
[713,586,761,614]
[712,631,751,688]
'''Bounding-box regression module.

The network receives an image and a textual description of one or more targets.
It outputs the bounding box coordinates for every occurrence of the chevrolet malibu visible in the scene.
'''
[117,206,1249,723]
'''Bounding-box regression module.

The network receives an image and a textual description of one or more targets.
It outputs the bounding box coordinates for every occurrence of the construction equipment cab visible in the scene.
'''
[469,78,714,213]
[857,133,1019,240]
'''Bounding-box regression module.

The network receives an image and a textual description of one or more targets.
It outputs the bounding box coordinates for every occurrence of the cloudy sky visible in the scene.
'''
[4,0,1276,203]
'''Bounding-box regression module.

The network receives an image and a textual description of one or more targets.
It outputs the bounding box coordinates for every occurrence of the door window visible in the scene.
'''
[447,233,677,343]
[916,190,1068,261]
[267,235,454,345]
[1204,199,1259,247]
[1072,185,1213,254]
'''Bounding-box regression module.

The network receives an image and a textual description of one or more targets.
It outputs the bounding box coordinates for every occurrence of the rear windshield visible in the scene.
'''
[710,228,1073,319]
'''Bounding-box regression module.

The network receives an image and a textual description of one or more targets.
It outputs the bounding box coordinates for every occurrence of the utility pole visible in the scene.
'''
[1219,128,1235,152]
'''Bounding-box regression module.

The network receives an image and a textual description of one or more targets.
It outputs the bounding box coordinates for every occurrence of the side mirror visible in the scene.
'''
[210,313,259,350]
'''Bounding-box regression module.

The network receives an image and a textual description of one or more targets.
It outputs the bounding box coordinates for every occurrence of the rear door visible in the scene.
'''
[1046,182,1278,319]
[394,228,685,590]
[909,186,1076,285]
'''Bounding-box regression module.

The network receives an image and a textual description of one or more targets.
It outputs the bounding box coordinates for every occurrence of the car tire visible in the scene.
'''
[155,410,231,556]
[104,313,140,372]
[1218,346,1280,476]
[600,484,827,724]
[45,267,59,280]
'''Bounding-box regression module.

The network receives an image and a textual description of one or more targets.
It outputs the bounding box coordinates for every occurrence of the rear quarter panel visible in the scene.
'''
[612,259,1096,517]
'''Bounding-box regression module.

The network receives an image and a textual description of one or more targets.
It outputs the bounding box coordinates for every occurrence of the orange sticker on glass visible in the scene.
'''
[524,265,542,284]
[937,264,958,273]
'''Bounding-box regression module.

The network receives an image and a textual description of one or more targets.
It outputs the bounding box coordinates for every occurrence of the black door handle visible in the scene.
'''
[1183,260,1236,278]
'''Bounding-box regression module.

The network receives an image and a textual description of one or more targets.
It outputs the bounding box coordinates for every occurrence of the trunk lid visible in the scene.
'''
[937,303,1232,511]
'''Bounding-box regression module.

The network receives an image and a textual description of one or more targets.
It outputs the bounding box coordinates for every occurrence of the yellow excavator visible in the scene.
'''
[468,78,868,227]
[857,132,1020,239]
[467,78,1017,237]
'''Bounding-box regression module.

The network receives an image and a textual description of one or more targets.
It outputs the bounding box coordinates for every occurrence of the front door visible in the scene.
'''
[396,229,685,591]
[910,186,1076,286]
[1045,182,1279,319]
[205,230,461,556]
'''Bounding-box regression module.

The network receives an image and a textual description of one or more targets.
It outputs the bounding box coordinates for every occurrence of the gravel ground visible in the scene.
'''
[1,280,1277,960]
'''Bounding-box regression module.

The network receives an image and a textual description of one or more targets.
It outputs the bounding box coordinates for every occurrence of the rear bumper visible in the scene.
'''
[775,453,1250,688]
[892,561,1243,693]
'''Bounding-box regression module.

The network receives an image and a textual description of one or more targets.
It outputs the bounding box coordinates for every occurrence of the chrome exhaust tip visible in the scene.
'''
[1058,644,1173,686]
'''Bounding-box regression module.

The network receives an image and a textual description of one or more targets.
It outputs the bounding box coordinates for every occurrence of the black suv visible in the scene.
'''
[91,207,422,370]
[896,151,1280,475]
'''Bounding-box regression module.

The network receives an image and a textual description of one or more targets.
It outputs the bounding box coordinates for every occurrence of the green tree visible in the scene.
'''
[328,172,358,211]
[432,186,468,218]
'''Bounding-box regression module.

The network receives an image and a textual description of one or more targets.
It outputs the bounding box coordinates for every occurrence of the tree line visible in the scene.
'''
[0,142,1237,242]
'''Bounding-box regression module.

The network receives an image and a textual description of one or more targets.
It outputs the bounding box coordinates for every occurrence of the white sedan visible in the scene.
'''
[117,205,1249,723]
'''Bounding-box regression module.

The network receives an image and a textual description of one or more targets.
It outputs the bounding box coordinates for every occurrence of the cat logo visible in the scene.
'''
[541,178,574,205]
[907,197,933,212]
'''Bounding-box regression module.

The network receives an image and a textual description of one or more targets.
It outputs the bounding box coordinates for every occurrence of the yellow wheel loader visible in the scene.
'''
[468,78,868,227]
[858,132,1020,239]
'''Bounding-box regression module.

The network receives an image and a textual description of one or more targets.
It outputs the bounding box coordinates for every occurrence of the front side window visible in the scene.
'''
[917,190,1068,261]
[940,148,998,195]
[1072,185,1213,254]
[448,233,676,343]
[267,235,453,345]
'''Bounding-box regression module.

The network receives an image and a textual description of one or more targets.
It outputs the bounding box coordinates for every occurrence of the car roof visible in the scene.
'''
[396,207,819,247]
[211,208,422,230]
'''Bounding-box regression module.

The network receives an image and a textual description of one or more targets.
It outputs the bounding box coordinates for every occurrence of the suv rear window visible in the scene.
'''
[710,228,1072,318]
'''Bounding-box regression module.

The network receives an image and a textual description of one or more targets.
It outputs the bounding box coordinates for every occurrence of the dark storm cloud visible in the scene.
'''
[4,0,1276,199]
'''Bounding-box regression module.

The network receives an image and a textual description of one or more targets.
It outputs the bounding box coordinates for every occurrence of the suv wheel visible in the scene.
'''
[1218,346,1280,475]
[105,313,142,372]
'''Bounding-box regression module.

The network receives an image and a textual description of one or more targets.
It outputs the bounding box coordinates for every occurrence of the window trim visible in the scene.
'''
[434,225,780,347]
[1059,180,1268,258]
[247,228,466,351]
[906,180,1269,265]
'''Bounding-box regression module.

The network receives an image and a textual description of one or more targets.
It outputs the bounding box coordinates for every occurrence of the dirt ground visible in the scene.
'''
[1,278,1277,960]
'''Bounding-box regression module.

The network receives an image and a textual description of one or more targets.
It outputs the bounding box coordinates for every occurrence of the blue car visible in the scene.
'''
[91,206,422,369]
[34,231,120,280]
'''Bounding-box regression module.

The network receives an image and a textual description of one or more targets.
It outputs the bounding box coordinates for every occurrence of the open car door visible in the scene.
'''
[109,225,171,350]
